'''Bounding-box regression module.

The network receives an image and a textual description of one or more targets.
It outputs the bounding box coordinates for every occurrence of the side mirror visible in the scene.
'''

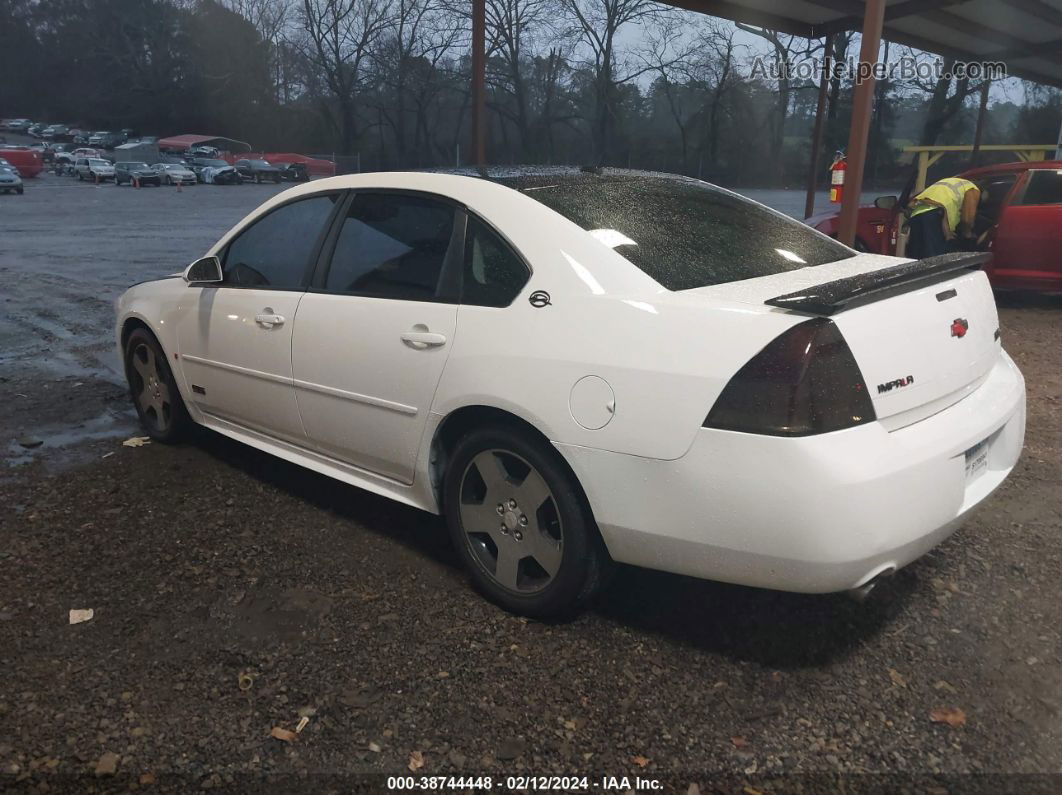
[184,255,223,284]
[873,195,898,210]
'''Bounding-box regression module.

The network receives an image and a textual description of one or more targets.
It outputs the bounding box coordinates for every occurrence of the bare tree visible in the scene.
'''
[738,25,813,181]
[559,0,666,163]
[299,0,393,152]
[480,0,567,159]
[223,0,293,101]
[372,0,461,164]
[699,22,739,169]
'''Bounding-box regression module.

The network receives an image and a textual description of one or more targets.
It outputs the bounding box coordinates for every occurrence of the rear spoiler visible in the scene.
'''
[764,252,992,316]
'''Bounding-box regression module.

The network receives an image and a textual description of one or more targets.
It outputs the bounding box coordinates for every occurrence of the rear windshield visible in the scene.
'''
[514,175,854,291]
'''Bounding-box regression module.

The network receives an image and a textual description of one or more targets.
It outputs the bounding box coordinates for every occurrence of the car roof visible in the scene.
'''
[962,159,1062,179]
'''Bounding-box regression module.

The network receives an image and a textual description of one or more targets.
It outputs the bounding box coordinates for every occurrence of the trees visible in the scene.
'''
[8,0,1057,186]
[557,0,666,163]
[299,0,393,153]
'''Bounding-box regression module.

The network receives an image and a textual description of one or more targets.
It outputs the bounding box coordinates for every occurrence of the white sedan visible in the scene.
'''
[115,169,1026,616]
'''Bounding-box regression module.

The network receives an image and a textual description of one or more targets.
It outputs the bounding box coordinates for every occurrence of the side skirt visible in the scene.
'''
[196,411,441,515]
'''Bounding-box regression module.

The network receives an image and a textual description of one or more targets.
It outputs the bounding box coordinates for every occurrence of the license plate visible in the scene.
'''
[965,438,990,482]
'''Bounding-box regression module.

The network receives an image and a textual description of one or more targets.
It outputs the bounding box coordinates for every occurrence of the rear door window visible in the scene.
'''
[322,192,455,301]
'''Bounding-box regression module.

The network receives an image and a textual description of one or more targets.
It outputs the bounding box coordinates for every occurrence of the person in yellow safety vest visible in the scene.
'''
[906,176,982,259]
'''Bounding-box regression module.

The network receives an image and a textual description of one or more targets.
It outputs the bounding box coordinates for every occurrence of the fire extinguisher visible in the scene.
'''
[829,151,846,204]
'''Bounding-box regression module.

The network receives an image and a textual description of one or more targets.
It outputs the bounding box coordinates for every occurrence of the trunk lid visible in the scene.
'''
[700,252,1002,425]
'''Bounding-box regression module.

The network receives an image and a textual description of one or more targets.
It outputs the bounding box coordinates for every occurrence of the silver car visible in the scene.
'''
[0,166,23,194]
[75,157,115,182]
[152,163,197,186]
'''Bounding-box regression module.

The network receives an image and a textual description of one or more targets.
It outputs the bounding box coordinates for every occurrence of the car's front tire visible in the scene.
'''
[443,425,612,618]
[124,328,191,443]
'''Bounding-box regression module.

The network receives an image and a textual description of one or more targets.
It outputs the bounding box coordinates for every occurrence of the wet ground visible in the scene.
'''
[1,174,1061,793]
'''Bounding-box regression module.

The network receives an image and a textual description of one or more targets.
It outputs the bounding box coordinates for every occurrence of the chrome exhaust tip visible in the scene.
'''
[846,567,896,603]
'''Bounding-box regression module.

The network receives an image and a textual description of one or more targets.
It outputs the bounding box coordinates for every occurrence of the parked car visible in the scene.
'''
[0,147,44,177]
[75,157,115,181]
[42,124,69,140]
[115,168,1025,616]
[0,156,19,175]
[115,161,162,186]
[27,123,46,138]
[6,119,32,133]
[86,130,122,149]
[234,158,281,183]
[71,147,104,159]
[151,162,197,185]
[188,145,221,158]
[807,160,1062,293]
[277,162,310,182]
[0,165,23,194]
[190,157,240,185]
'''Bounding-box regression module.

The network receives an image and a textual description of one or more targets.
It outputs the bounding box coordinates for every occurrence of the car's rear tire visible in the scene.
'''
[16,186,23,195]
[123,328,191,443]
[443,425,612,618]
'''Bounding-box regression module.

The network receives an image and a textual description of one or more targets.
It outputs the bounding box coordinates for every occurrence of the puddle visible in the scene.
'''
[5,408,137,469]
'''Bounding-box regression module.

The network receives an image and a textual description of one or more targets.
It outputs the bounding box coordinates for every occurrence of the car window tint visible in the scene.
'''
[507,174,854,291]
[462,217,529,307]
[324,193,454,300]
[222,196,337,289]
[1017,170,1062,206]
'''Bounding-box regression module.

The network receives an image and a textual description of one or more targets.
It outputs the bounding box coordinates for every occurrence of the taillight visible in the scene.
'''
[704,318,875,436]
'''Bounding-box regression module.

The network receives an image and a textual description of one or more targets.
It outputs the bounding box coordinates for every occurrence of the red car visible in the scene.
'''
[0,146,44,178]
[807,160,1062,293]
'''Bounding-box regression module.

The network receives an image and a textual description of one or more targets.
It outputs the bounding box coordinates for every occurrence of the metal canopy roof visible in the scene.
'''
[669,0,1062,88]
[157,135,252,153]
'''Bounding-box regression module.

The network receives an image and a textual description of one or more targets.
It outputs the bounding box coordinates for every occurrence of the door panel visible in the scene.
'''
[993,205,1062,279]
[174,192,343,442]
[291,294,457,482]
[177,288,307,443]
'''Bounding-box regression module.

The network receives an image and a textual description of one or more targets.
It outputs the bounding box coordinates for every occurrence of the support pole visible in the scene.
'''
[969,80,990,167]
[804,33,834,220]
[837,0,886,247]
[470,0,487,166]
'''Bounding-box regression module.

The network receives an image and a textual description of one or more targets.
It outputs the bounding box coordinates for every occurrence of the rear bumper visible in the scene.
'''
[557,351,1025,593]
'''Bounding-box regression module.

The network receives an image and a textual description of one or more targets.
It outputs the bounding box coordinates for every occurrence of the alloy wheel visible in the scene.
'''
[458,449,563,594]
[130,342,173,433]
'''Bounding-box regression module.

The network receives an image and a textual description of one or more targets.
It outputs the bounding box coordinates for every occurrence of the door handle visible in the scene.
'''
[255,309,285,329]
[401,330,447,349]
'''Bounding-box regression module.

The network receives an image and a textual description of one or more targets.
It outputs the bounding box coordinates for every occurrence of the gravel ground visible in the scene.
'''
[1,174,1061,793]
